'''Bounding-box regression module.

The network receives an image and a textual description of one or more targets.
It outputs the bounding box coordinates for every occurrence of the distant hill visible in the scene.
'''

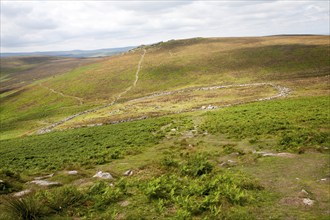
[0,46,136,58]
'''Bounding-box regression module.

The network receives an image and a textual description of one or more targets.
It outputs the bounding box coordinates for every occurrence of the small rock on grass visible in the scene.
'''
[13,189,32,197]
[119,200,130,207]
[30,180,61,186]
[303,198,314,206]
[34,173,54,180]
[67,170,78,175]
[255,151,295,158]
[298,189,309,197]
[123,170,133,176]
[93,171,113,179]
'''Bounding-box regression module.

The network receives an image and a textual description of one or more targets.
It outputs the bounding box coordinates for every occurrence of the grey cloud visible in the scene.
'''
[0,2,33,17]
[112,1,193,13]
[1,0,329,52]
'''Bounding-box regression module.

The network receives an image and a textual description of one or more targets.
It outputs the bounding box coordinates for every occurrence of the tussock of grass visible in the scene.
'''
[2,196,44,220]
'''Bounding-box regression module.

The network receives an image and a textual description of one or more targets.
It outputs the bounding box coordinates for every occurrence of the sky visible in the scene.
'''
[1,0,329,53]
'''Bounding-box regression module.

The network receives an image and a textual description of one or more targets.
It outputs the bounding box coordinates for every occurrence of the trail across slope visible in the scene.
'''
[39,83,84,105]
[37,49,146,134]
[114,49,146,101]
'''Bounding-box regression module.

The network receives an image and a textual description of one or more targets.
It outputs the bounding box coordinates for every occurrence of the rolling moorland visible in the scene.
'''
[0,36,329,219]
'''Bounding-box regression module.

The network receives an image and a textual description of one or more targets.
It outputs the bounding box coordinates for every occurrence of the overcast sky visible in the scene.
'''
[1,0,329,52]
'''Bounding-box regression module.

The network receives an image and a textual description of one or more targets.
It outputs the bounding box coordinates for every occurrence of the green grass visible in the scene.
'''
[0,85,96,140]
[0,116,173,173]
[201,96,330,152]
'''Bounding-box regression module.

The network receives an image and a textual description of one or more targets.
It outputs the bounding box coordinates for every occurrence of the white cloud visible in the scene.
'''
[1,0,329,52]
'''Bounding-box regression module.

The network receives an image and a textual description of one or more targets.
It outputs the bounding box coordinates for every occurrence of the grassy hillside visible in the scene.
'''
[1,36,329,139]
[0,36,329,219]
[0,56,100,93]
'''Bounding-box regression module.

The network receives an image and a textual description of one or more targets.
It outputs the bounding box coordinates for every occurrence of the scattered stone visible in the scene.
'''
[0,180,3,183]
[301,189,309,195]
[13,189,32,197]
[320,178,327,181]
[303,198,314,206]
[206,105,216,110]
[34,173,54,180]
[119,200,130,207]
[201,106,206,110]
[171,128,176,132]
[68,170,78,175]
[124,170,133,176]
[298,189,309,197]
[220,160,236,167]
[109,183,114,187]
[30,180,61,186]
[255,151,295,158]
[276,152,296,158]
[184,131,194,138]
[93,171,113,179]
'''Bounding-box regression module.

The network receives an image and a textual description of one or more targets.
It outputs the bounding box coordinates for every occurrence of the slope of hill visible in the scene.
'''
[0,36,329,219]
[1,36,328,139]
[0,56,102,93]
